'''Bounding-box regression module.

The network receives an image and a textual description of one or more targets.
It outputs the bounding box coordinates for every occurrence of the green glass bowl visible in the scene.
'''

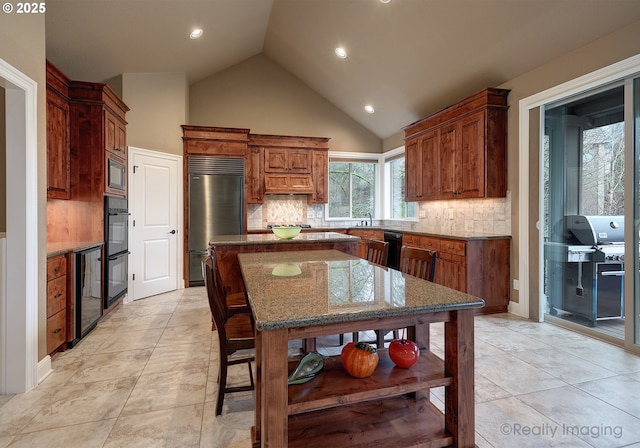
[271,226,301,239]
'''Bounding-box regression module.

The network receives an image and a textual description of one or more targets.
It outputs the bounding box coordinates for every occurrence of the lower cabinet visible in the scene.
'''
[402,233,510,314]
[47,254,69,355]
[347,229,385,259]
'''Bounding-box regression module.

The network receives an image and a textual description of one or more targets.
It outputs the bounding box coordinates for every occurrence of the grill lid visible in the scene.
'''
[565,215,624,245]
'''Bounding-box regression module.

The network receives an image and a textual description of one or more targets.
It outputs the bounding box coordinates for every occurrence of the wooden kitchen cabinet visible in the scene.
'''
[46,61,71,200]
[251,134,330,199]
[105,109,127,157]
[246,145,264,204]
[405,129,439,201]
[47,254,69,355]
[264,148,311,173]
[308,149,329,204]
[347,228,385,259]
[402,232,510,314]
[180,127,330,207]
[69,80,129,199]
[182,126,250,157]
[404,87,509,201]
[264,174,313,194]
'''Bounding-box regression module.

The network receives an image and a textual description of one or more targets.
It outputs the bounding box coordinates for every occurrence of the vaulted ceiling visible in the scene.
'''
[45,0,640,139]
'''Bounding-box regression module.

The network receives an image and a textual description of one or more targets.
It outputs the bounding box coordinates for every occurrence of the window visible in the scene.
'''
[328,161,376,218]
[327,150,416,220]
[387,156,416,219]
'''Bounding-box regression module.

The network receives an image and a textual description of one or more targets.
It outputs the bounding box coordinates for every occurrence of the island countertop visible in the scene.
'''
[238,249,485,331]
[209,231,359,246]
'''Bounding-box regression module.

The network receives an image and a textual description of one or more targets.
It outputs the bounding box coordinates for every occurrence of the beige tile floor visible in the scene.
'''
[1,287,640,447]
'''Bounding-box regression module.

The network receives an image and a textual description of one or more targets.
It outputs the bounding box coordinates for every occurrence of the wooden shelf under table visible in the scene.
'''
[287,349,449,415]
[288,396,452,448]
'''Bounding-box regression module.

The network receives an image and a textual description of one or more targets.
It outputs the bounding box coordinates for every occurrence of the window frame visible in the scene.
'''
[325,147,417,223]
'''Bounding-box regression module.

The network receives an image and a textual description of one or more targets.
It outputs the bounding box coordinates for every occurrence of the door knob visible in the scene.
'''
[169,229,177,234]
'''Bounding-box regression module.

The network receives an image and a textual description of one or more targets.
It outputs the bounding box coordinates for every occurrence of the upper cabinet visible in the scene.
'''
[248,134,329,203]
[46,61,71,200]
[46,60,130,201]
[69,80,129,198]
[264,148,311,174]
[404,88,509,201]
[181,127,330,205]
[182,126,250,157]
[250,134,329,200]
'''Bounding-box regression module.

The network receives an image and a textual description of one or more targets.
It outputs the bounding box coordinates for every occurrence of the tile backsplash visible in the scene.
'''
[414,192,512,235]
[248,192,511,236]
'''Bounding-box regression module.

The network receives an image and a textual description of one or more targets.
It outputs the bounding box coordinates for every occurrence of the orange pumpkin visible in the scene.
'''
[341,341,379,378]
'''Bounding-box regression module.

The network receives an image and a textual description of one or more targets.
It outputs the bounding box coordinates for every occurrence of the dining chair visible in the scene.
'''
[340,239,390,345]
[366,239,389,266]
[375,245,437,348]
[205,249,251,330]
[203,256,255,416]
[399,245,437,281]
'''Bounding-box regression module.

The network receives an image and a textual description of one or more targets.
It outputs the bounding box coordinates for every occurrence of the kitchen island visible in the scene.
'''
[238,249,484,448]
[209,232,359,296]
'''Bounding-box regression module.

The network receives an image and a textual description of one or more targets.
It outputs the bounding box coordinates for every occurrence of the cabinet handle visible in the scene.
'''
[54,267,60,272]
[55,292,63,299]
[53,328,62,334]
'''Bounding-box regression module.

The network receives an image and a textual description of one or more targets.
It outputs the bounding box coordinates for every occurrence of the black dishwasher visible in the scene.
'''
[384,231,403,270]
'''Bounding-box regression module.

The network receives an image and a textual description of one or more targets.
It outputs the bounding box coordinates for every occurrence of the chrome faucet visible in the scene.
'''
[368,212,372,227]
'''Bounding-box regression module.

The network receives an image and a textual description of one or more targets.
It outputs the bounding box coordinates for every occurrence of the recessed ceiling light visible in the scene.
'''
[190,28,203,39]
[364,105,375,114]
[335,47,347,59]
[380,0,391,3]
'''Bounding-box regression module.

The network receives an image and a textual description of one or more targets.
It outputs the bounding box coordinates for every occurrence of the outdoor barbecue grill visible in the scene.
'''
[547,215,625,326]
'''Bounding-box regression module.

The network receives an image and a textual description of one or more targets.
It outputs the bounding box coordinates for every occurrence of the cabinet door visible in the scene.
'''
[435,252,466,292]
[46,90,71,199]
[309,150,328,204]
[405,139,421,201]
[247,146,264,203]
[264,149,288,172]
[105,110,117,152]
[264,174,313,193]
[116,120,127,156]
[288,150,311,173]
[438,123,459,198]
[420,130,439,199]
[458,111,485,198]
[105,110,127,156]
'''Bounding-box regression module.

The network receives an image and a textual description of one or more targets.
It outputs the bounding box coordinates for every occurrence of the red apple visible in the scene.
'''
[388,339,420,368]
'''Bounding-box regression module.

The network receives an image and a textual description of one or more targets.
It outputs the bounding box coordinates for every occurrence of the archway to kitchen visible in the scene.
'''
[0,58,39,393]
[520,54,640,352]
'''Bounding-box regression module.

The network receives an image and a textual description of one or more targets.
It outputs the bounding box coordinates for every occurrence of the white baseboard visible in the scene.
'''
[508,300,529,319]
[37,355,53,384]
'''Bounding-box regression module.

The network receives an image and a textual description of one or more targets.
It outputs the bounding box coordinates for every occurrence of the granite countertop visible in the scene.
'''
[247,226,510,241]
[209,231,359,246]
[238,249,484,331]
[47,241,103,257]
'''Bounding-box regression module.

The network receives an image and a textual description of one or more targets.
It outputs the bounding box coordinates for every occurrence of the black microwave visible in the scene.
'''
[107,153,126,192]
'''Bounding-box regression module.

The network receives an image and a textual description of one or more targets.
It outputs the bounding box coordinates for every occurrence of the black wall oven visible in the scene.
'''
[105,196,129,308]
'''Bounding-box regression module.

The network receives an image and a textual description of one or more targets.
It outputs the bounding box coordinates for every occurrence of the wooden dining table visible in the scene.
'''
[237,249,485,448]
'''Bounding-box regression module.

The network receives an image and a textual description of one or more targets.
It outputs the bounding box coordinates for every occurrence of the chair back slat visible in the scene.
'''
[399,245,436,281]
[366,239,389,267]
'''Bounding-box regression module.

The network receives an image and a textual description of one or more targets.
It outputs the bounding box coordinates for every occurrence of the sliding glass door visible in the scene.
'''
[542,74,639,350]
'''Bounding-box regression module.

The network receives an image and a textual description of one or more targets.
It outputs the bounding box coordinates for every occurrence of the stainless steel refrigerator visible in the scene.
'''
[188,157,244,286]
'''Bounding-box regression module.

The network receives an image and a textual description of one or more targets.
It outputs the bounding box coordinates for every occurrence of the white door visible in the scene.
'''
[129,147,182,301]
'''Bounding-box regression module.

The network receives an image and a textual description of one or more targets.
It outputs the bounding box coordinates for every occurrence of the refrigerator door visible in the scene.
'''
[188,173,244,250]
[188,250,209,286]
